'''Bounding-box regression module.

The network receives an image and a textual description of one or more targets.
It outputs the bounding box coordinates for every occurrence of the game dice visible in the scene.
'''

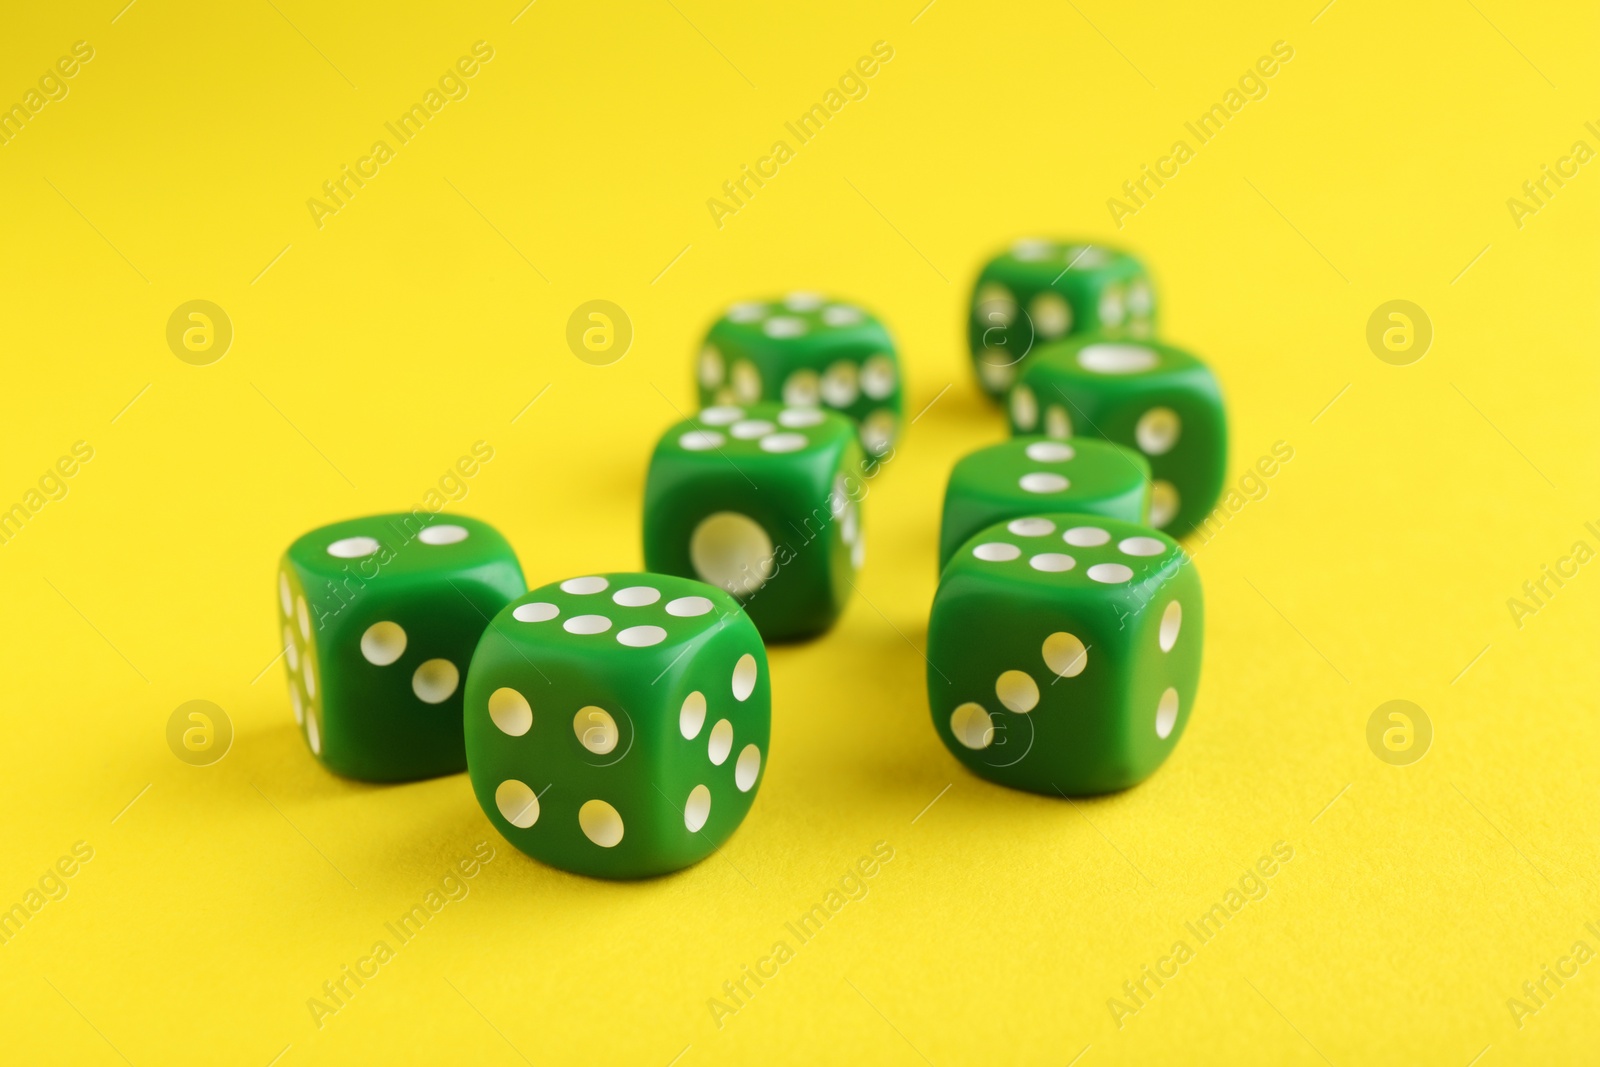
[939,436,1150,570]
[278,514,526,780]
[643,402,864,641]
[969,239,1154,398]
[1007,337,1226,537]
[464,572,769,879]
[928,513,1201,795]
[696,293,903,466]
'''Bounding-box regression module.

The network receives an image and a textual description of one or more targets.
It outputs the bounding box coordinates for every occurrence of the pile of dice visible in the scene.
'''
[275,239,1226,879]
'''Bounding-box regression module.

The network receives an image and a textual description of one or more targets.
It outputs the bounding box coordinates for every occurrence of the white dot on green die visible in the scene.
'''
[950,703,994,749]
[684,785,711,832]
[996,670,1039,713]
[1136,407,1181,456]
[283,625,299,671]
[1010,385,1038,431]
[1043,632,1088,677]
[731,419,774,440]
[562,576,608,594]
[1029,553,1075,572]
[1063,526,1110,547]
[514,602,559,622]
[821,361,859,407]
[1160,601,1182,652]
[617,625,667,648]
[1119,537,1165,557]
[419,524,468,545]
[489,687,533,736]
[708,719,733,764]
[1025,441,1074,463]
[612,586,661,607]
[700,405,744,426]
[680,691,707,739]
[1029,291,1071,339]
[1087,563,1134,584]
[779,407,824,428]
[360,621,407,666]
[327,536,380,559]
[412,659,459,703]
[1019,472,1069,493]
[563,614,612,635]
[760,432,807,453]
[1156,688,1179,739]
[1150,481,1180,527]
[698,345,724,388]
[574,706,618,754]
[499,779,544,828]
[784,291,823,311]
[667,596,714,618]
[691,513,774,594]
[278,572,292,615]
[1077,343,1156,375]
[861,355,897,399]
[976,283,1016,326]
[732,654,758,701]
[1008,518,1055,537]
[973,542,1020,562]
[579,800,624,847]
[735,745,761,792]
[680,429,725,451]
[823,304,863,326]
[764,316,807,338]
[726,302,765,323]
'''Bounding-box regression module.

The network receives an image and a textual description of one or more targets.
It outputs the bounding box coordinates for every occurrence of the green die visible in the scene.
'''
[1008,337,1226,538]
[696,293,903,463]
[463,573,770,880]
[969,239,1155,398]
[277,514,526,781]
[643,402,864,641]
[938,436,1150,571]
[928,514,1202,795]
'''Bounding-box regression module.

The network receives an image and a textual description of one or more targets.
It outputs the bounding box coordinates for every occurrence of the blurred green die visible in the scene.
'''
[969,239,1155,398]
[697,294,902,464]
[1008,337,1226,537]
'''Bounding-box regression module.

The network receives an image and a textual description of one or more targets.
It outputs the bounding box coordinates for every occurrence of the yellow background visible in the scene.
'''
[2,1,1596,1063]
